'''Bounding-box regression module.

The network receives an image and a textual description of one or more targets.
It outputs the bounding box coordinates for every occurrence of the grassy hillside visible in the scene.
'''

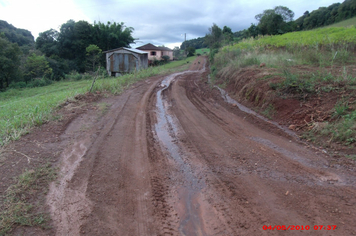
[226,27,356,51]
[211,25,356,149]
[326,16,356,28]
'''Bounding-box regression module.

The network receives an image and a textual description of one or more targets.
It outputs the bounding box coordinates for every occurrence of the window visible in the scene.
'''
[150,51,156,56]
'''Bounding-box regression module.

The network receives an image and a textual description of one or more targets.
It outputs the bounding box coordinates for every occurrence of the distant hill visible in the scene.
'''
[0,20,34,47]
[180,37,207,50]
[295,0,356,30]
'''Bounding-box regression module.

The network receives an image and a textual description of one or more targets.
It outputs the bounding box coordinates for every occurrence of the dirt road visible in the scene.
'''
[47,57,356,235]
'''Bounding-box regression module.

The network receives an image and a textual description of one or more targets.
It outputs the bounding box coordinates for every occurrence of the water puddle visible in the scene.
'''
[214,85,297,138]
[155,70,207,235]
[250,136,313,167]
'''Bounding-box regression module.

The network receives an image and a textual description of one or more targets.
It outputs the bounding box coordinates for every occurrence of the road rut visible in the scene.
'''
[48,57,356,236]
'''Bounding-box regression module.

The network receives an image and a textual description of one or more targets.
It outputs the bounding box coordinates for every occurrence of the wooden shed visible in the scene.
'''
[103,47,148,76]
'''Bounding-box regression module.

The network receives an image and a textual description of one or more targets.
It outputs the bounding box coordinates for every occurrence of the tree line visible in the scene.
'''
[183,0,355,50]
[0,19,135,91]
[248,0,356,37]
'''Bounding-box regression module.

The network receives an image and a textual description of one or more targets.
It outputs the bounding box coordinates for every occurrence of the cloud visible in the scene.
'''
[0,0,90,39]
[1,0,340,47]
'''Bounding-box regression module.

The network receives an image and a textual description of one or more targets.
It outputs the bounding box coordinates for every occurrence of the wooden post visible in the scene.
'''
[89,66,101,93]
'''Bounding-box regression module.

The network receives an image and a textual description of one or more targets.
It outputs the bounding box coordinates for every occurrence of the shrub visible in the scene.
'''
[26,78,53,88]
[65,71,82,81]
[8,82,27,89]
[162,55,170,62]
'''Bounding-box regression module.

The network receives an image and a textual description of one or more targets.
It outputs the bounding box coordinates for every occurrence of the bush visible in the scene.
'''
[186,47,196,57]
[26,78,53,88]
[82,73,92,80]
[65,71,82,81]
[8,82,27,89]
[162,55,170,62]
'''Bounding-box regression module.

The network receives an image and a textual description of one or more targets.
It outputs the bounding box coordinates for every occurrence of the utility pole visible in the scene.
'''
[184,33,186,57]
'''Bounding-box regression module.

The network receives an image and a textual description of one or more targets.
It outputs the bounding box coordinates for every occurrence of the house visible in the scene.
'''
[136,43,173,63]
[103,47,148,76]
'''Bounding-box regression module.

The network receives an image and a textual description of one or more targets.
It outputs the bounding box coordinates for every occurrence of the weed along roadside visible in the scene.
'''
[1,1,355,234]
[0,58,196,234]
[209,26,356,158]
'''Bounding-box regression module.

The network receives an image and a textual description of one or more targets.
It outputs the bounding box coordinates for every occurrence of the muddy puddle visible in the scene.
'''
[214,85,297,138]
[155,71,208,235]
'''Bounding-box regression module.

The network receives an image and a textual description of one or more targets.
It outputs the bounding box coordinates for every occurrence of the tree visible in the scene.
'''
[86,44,102,72]
[259,13,285,35]
[57,20,77,61]
[255,6,294,35]
[0,20,34,47]
[35,29,59,57]
[295,11,310,30]
[247,24,260,38]
[173,46,182,59]
[0,35,22,90]
[274,6,295,22]
[186,47,195,57]
[180,37,207,50]
[205,23,222,49]
[24,53,52,82]
[222,26,234,44]
[54,20,135,72]
[92,21,135,52]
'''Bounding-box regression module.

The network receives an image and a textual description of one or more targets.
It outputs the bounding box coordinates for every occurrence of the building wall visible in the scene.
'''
[147,50,161,61]
[161,50,173,60]
[142,50,173,61]
[105,49,148,76]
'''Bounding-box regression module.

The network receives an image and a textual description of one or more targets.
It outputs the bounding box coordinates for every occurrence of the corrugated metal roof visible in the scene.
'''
[103,47,148,54]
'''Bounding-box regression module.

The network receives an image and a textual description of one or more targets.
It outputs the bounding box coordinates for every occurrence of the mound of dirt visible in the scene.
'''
[215,64,356,154]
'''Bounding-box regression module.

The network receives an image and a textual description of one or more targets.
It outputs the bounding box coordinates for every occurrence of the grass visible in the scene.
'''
[0,80,91,146]
[227,27,356,51]
[0,57,196,147]
[262,104,275,119]
[326,17,356,28]
[210,23,356,148]
[319,109,356,145]
[196,48,210,55]
[0,164,57,235]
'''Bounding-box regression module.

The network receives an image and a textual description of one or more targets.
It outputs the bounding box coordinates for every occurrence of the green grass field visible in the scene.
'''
[226,27,356,51]
[211,18,356,148]
[0,80,91,146]
[0,57,197,146]
[196,48,210,55]
[326,16,356,28]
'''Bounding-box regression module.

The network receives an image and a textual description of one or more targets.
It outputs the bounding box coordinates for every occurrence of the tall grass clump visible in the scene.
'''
[318,109,356,145]
[0,164,57,235]
[0,80,91,146]
[214,46,299,72]
[218,27,356,69]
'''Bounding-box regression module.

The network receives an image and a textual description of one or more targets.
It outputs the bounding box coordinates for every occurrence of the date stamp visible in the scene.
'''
[263,225,337,231]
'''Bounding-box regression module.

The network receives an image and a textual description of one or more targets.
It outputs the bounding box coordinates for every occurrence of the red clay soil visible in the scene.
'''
[218,65,356,155]
[1,57,356,235]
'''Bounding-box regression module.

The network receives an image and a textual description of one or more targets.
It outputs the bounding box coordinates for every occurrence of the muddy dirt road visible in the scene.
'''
[47,57,356,235]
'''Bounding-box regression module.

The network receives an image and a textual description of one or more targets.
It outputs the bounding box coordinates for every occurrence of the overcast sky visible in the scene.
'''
[0,0,340,49]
